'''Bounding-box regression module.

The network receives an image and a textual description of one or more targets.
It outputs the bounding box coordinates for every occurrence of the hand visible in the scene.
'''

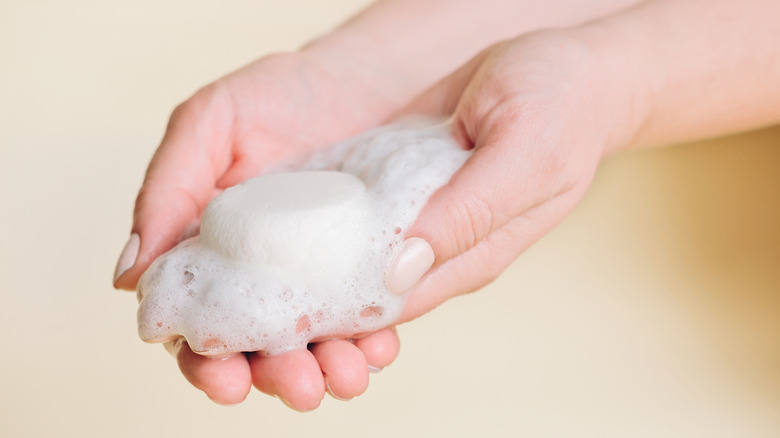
[379,0,780,390]
[388,29,646,323]
[114,52,408,409]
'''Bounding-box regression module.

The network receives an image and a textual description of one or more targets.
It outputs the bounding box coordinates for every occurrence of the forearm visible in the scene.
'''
[584,0,780,151]
[303,0,643,107]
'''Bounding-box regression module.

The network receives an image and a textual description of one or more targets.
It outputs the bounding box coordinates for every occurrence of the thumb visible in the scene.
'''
[386,104,574,296]
[113,88,235,290]
[382,59,482,296]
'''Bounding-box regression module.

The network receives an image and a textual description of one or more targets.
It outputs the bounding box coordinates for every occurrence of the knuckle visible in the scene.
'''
[443,185,494,257]
[166,99,195,133]
[168,82,225,127]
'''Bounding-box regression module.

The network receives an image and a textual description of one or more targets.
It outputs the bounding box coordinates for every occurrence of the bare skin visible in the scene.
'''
[115,0,780,410]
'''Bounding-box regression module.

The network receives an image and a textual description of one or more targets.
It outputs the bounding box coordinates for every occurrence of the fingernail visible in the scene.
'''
[324,376,350,401]
[114,233,140,283]
[367,365,383,374]
[386,237,434,295]
[208,395,241,407]
[277,395,312,413]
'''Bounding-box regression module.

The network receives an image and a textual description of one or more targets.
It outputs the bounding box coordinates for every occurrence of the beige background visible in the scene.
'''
[1,1,779,437]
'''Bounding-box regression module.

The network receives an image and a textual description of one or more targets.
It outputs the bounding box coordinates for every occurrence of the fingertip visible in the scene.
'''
[111,230,169,291]
[385,237,435,296]
[353,327,401,371]
[175,342,252,406]
[248,349,325,412]
[113,233,140,290]
[118,193,204,291]
[208,386,250,407]
[324,376,349,401]
[310,340,369,401]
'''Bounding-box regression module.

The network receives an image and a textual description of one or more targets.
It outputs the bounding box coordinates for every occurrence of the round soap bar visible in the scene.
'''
[201,171,371,280]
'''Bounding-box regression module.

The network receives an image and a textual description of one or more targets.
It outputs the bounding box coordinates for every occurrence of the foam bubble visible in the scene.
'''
[137,118,471,356]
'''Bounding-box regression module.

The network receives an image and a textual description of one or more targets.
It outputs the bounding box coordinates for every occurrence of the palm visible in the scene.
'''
[121,52,408,410]
[186,53,397,192]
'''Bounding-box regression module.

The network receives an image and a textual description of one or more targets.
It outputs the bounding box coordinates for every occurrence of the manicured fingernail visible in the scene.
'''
[277,396,312,413]
[114,233,140,283]
[208,395,240,407]
[367,365,383,374]
[324,376,349,401]
[386,237,434,295]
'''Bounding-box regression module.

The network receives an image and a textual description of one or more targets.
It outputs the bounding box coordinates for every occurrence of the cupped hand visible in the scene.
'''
[114,52,408,410]
[116,52,405,290]
[391,29,647,322]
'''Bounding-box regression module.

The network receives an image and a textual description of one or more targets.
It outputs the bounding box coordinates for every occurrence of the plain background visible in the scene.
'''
[1,1,779,436]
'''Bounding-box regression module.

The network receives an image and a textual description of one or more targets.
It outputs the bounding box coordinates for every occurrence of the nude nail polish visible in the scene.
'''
[385,237,435,296]
[208,395,241,407]
[114,233,140,283]
[277,395,312,413]
[325,376,349,401]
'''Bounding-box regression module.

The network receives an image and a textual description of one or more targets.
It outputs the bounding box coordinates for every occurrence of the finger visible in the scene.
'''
[114,85,235,290]
[169,339,252,406]
[388,98,593,295]
[352,327,400,372]
[411,119,558,264]
[310,340,369,401]
[400,185,586,321]
[248,348,326,412]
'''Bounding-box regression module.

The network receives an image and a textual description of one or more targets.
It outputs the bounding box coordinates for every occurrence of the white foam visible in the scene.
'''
[137,118,471,356]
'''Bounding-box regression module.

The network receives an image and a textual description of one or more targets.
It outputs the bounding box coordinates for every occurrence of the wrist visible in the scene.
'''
[300,32,423,117]
[564,22,654,156]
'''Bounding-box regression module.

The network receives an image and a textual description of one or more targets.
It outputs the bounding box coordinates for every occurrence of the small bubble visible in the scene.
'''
[182,270,194,285]
[394,227,402,235]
